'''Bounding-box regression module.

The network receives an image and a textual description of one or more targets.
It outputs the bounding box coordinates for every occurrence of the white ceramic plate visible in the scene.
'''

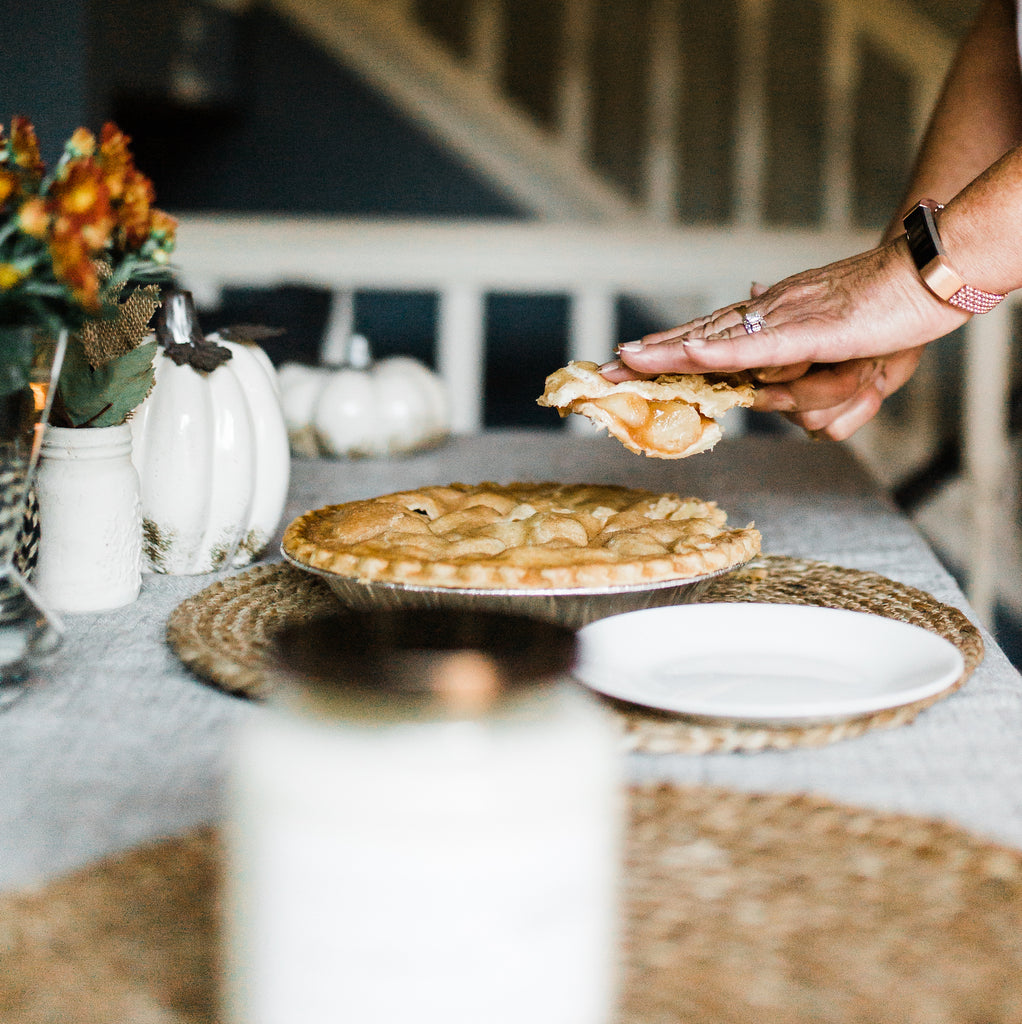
[574,603,965,724]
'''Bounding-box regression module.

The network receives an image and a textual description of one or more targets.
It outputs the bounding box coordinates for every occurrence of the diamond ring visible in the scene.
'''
[742,310,766,334]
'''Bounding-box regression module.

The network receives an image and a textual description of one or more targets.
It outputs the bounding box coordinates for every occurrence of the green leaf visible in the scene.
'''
[57,338,157,427]
[0,326,34,399]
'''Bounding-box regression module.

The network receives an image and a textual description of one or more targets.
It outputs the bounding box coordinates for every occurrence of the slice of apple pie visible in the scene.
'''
[538,360,755,459]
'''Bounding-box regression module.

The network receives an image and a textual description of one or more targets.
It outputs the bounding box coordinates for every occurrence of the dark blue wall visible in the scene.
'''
[91,2,523,218]
[0,0,89,162]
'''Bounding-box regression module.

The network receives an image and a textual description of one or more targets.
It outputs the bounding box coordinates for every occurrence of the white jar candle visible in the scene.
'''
[224,610,622,1024]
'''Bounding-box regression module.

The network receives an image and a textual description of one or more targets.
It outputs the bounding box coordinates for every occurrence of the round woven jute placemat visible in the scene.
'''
[3,783,1021,1024]
[165,555,984,754]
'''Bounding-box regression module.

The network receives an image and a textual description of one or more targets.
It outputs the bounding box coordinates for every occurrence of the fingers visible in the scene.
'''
[597,358,655,383]
[751,361,813,384]
[637,284,769,351]
[753,358,886,414]
[632,297,757,350]
[766,347,924,440]
[616,294,824,376]
[616,326,794,376]
[800,387,886,442]
[600,344,922,442]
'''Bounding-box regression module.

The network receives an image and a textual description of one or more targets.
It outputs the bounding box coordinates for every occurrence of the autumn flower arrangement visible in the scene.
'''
[0,116,177,426]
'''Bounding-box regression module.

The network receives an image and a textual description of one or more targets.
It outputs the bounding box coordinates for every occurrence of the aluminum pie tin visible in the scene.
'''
[281,549,750,630]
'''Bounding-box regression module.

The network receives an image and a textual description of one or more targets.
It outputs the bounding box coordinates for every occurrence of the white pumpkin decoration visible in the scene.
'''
[129,291,291,575]
[278,334,449,458]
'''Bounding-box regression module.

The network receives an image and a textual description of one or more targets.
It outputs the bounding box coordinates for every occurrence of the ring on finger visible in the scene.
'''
[742,310,766,334]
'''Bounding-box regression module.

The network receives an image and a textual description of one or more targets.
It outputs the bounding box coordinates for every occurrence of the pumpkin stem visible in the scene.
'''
[320,290,374,370]
[321,330,373,371]
[155,290,234,373]
[345,333,372,370]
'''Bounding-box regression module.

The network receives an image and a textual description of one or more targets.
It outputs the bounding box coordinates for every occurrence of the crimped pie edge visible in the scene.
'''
[281,481,762,591]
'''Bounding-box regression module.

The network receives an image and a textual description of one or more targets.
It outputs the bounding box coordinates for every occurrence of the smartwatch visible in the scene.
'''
[902,198,1005,314]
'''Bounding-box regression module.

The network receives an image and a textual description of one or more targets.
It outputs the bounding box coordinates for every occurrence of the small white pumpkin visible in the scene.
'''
[278,334,449,458]
[129,291,291,574]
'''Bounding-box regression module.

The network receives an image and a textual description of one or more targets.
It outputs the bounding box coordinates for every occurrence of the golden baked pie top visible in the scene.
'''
[282,481,760,589]
[537,360,755,459]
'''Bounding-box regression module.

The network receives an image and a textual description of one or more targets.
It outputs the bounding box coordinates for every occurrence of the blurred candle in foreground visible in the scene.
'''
[223,609,622,1024]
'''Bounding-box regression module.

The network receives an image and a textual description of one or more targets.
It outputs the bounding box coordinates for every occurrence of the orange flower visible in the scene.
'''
[144,208,178,263]
[49,227,101,309]
[0,169,18,207]
[66,127,96,159]
[16,196,49,238]
[117,168,156,249]
[50,159,115,252]
[52,159,108,217]
[149,207,177,235]
[148,207,177,242]
[97,122,134,201]
[9,116,44,179]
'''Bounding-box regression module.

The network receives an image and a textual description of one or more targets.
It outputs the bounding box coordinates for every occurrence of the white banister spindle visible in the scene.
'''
[644,0,682,222]
[568,287,616,433]
[438,285,486,433]
[558,0,595,159]
[841,0,951,144]
[822,1,856,229]
[962,305,1013,625]
[733,0,769,228]
[569,286,616,365]
[469,0,504,84]
[183,277,224,313]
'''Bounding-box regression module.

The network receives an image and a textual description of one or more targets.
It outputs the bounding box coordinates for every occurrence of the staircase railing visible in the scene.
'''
[267,0,954,228]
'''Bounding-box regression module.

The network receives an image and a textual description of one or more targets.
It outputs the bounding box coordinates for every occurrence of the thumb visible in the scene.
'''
[750,281,769,298]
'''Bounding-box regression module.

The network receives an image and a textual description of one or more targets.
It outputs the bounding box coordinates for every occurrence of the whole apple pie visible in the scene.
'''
[282,481,760,590]
[538,360,755,459]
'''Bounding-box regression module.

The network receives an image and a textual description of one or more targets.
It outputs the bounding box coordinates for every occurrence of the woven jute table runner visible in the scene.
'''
[165,555,984,753]
[3,783,1022,1024]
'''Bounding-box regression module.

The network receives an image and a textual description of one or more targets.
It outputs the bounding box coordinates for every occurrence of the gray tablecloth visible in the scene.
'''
[3,429,1020,891]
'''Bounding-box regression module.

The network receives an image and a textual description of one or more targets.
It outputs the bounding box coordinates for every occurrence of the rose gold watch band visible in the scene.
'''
[945,283,1005,314]
[902,199,1006,314]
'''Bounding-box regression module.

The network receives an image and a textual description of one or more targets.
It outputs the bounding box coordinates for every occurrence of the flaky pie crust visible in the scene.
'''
[537,360,755,459]
[283,481,761,590]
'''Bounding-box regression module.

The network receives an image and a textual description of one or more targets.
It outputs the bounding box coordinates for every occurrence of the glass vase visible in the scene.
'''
[0,325,67,700]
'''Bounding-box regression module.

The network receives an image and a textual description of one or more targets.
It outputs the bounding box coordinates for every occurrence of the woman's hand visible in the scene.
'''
[602,236,968,440]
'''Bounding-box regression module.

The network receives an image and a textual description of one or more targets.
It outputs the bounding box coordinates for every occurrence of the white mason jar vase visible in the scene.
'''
[34,424,142,613]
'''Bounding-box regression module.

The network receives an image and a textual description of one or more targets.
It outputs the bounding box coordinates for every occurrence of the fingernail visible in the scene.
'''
[616,340,643,353]
[756,385,795,411]
[682,337,707,348]
[599,359,621,373]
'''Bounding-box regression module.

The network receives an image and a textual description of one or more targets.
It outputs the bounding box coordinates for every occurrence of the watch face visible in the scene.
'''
[904,203,942,270]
